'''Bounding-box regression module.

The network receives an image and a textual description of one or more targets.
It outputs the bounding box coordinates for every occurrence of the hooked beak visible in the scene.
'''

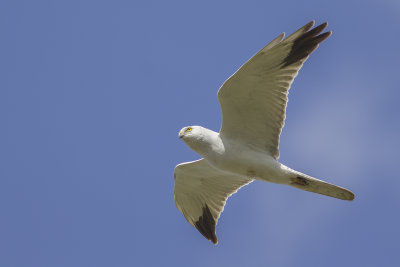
[178,129,185,139]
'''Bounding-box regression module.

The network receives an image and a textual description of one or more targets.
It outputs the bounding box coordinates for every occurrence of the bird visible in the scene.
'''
[174,21,355,245]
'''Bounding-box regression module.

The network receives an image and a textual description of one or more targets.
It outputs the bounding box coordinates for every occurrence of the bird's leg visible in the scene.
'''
[290,177,309,186]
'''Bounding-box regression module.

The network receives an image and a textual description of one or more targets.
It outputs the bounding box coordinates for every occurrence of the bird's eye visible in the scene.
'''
[186,127,192,132]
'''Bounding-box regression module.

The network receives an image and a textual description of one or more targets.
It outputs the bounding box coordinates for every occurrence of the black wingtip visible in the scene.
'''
[302,20,315,32]
[282,22,331,68]
[304,22,327,37]
[194,204,218,245]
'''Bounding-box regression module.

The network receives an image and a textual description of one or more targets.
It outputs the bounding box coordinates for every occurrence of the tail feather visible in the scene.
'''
[288,173,355,201]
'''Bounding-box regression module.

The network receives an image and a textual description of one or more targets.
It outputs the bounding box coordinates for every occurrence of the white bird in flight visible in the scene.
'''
[174,21,355,245]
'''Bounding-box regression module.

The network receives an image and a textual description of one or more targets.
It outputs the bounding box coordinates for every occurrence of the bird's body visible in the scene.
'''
[174,21,355,245]
[182,126,287,184]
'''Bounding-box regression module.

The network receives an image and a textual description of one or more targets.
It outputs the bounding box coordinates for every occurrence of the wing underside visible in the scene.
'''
[218,21,331,159]
[174,159,252,244]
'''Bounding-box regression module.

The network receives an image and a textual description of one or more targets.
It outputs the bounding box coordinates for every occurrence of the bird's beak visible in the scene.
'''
[178,129,184,139]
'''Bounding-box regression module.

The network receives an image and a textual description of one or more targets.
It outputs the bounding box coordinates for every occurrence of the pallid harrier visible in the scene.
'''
[174,21,354,245]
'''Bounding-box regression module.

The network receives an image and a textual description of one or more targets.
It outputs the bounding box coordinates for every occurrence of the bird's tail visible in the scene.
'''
[288,171,355,201]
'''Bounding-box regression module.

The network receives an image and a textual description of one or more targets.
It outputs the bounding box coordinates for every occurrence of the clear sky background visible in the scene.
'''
[1,0,400,266]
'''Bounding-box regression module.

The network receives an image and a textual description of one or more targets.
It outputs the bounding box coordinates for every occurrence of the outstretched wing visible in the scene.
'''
[174,159,253,244]
[218,21,331,159]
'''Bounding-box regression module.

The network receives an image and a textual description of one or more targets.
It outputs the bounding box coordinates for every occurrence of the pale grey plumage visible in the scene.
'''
[174,21,355,245]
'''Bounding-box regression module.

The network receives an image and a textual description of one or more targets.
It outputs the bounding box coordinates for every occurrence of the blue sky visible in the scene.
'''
[1,0,400,266]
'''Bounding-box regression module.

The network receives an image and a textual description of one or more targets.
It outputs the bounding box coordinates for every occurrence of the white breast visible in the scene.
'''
[204,136,289,184]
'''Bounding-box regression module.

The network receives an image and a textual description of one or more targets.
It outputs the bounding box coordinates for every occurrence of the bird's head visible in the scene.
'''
[178,126,202,141]
[178,125,219,157]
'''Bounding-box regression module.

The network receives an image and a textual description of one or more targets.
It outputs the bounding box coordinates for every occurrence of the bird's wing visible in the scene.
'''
[174,159,253,244]
[218,21,331,159]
